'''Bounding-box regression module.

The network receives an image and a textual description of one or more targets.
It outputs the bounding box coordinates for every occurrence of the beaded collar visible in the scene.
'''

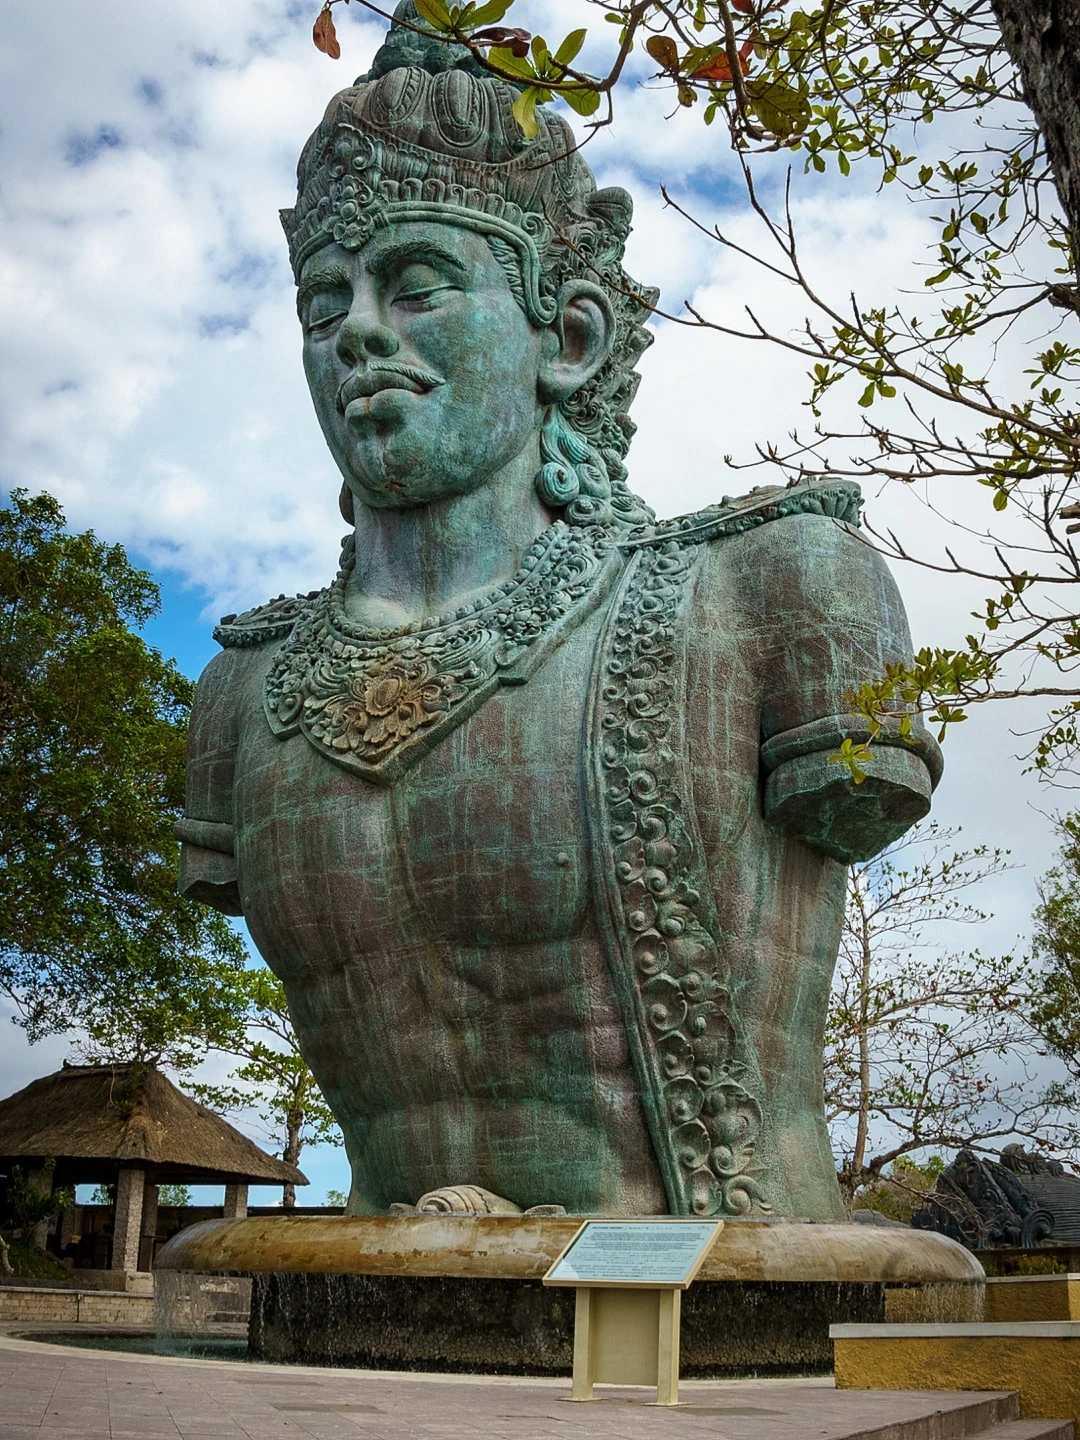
[263,521,618,783]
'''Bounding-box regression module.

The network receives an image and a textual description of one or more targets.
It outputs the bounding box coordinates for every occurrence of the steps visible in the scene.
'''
[972,1424,1076,1440]
[833,1391,1075,1440]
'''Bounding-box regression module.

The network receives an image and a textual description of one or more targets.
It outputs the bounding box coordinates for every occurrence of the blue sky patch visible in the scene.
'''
[198,313,250,338]
[220,251,277,289]
[64,124,124,167]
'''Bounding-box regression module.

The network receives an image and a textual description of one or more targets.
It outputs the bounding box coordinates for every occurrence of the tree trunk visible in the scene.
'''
[851,911,873,1185]
[282,1114,302,1210]
[991,0,1080,267]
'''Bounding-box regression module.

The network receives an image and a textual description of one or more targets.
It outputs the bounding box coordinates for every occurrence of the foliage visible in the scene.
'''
[312,0,1080,783]
[0,1162,73,1245]
[325,1187,348,1208]
[1031,811,1080,1081]
[88,1182,191,1206]
[848,1154,946,1223]
[0,489,247,1060]
[827,822,1078,1198]
[190,967,342,1208]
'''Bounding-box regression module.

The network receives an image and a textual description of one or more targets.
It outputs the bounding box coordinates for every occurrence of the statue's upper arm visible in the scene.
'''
[177,649,244,916]
[733,512,942,863]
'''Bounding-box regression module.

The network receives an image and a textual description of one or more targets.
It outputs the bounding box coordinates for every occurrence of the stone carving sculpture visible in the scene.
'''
[912,1148,1056,1249]
[178,2,941,1221]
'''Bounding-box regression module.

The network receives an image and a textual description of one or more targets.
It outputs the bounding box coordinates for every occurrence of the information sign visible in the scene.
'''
[543,1219,721,1290]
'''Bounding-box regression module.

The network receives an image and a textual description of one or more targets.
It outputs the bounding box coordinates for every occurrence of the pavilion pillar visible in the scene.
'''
[223,1182,248,1219]
[111,1163,145,1274]
[140,1175,159,1268]
[58,1202,81,1251]
[25,1165,53,1251]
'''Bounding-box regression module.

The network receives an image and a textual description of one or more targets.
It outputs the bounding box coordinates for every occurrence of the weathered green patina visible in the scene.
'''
[178,3,941,1221]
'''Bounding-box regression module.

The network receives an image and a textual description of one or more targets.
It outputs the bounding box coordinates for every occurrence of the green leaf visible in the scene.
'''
[745,75,811,140]
[554,27,586,67]
[463,0,512,26]
[992,489,1008,512]
[489,44,537,80]
[838,150,851,177]
[511,85,541,138]
[563,85,601,116]
[413,0,452,31]
[859,380,877,407]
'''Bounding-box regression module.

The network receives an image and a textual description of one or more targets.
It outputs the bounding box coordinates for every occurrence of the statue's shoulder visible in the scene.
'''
[618,478,863,553]
[212,589,325,650]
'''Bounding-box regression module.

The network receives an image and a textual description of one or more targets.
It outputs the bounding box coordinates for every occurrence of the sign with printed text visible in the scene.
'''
[543,1219,722,1290]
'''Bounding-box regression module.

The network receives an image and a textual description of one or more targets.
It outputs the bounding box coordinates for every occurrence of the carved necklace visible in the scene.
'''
[263,521,619,783]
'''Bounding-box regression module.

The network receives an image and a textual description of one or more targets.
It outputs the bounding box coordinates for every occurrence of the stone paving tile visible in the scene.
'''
[0,1341,1041,1440]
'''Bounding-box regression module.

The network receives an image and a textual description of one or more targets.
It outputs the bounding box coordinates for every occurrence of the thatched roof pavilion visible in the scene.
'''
[0,1062,307,1277]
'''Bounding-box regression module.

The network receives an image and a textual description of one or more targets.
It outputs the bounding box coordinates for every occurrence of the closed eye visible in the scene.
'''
[392,283,457,308]
[305,307,348,333]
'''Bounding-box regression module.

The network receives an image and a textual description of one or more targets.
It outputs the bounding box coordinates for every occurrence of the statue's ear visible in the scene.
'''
[538,281,615,403]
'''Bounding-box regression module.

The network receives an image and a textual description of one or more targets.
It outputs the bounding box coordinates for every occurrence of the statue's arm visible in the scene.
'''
[742,511,942,863]
[176,649,243,916]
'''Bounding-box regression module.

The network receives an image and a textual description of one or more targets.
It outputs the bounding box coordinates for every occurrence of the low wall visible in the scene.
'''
[832,1321,1080,1429]
[986,1274,1080,1322]
[0,1285,154,1326]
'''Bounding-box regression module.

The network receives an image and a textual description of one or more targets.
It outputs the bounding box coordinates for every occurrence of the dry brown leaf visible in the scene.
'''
[313,7,341,59]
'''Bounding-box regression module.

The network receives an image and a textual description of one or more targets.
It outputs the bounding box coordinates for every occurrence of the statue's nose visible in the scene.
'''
[336,308,399,365]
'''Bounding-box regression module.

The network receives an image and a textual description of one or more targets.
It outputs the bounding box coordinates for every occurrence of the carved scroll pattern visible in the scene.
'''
[592,539,772,1218]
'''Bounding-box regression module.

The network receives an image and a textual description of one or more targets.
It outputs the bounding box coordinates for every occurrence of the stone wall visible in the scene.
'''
[0,1285,154,1325]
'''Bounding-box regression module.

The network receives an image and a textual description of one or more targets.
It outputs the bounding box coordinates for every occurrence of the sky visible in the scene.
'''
[0,0,1073,1205]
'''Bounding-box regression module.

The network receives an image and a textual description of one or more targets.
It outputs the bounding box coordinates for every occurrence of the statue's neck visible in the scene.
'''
[342,448,552,631]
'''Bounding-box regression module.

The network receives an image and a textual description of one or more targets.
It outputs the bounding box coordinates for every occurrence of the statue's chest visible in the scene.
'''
[233,616,599,962]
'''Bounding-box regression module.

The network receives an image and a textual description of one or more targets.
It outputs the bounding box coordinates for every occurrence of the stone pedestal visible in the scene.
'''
[111,1164,144,1275]
[157,1214,985,1377]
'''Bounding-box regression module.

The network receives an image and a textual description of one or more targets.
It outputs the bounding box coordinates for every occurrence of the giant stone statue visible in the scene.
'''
[178,5,941,1223]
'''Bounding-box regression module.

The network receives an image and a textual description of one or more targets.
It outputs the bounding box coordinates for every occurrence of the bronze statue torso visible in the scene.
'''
[229,596,666,1214]
[181,495,941,1219]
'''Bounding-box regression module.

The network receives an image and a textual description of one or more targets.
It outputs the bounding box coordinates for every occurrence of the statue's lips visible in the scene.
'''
[338,365,444,413]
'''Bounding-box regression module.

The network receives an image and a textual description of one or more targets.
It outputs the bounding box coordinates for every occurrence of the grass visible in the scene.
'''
[0,1234,76,1285]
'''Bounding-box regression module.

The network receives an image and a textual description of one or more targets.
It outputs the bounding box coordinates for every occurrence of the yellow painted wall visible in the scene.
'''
[835,1335,1080,1427]
[985,1279,1080,1322]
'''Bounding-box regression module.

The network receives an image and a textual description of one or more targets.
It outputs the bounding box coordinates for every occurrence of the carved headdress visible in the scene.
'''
[281,1,656,527]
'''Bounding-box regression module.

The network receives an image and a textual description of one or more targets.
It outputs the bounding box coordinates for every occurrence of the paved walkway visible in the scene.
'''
[0,1336,1013,1440]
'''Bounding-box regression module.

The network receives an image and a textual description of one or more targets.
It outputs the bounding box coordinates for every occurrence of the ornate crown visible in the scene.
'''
[281,1,656,528]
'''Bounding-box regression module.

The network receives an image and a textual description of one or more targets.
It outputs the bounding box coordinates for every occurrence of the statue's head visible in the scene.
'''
[281,2,655,528]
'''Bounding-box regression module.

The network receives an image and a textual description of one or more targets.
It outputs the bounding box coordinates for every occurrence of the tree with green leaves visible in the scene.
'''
[1032,811,1080,1082]
[311,0,1080,782]
[0,488,246,1058]
[191,967,342,1209]
[827,823,1078,1201]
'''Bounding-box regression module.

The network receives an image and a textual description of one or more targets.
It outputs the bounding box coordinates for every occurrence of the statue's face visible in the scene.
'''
[299,220,546,510]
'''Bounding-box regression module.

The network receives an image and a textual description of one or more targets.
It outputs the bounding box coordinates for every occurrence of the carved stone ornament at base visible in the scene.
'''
[178,0,943,1222]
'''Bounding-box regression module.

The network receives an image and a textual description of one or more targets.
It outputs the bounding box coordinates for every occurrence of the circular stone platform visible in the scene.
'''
[156,1215,984,1375]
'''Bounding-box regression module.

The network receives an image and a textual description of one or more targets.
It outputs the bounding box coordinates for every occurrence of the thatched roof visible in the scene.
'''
[0,1063,307,1186]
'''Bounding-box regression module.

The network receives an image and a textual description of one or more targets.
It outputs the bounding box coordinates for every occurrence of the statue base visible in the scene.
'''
[156,1215,984,1376]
